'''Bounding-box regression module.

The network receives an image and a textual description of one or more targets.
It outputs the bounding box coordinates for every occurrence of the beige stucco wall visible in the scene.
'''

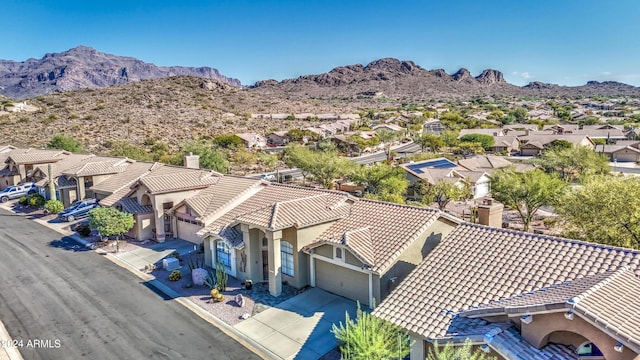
[314,244,333,258]
[176,220,203,244]
[521,312,638,360]
[134,185,202,241]
[377,219,456,301]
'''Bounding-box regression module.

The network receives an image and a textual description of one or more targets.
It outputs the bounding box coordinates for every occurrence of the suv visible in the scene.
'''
[58,199,99,222]
[0,183,37,203]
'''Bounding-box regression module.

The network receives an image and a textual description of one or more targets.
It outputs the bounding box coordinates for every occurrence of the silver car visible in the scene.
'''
[0,183,37,203]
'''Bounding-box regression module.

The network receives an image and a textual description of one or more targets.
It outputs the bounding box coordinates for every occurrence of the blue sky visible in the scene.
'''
[2,0,639,86]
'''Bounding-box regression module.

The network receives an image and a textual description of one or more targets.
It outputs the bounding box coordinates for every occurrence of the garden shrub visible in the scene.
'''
[27,194,45,207]
[18,196,28,206]
[169,269,182,281]
[44,199,64,214]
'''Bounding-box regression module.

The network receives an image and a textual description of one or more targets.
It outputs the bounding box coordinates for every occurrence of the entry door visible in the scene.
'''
[262,250,269,281]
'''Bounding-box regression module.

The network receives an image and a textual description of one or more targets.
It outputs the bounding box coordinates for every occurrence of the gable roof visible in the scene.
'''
[457,155,514,171]
[4,149,69,165]
[61,157,133,177]
[373,223,640,340]
[234,193,352,231]
[460,267,640,354]
[137,167,222,194]
[95,162,160,207]
[305,199,443,273]
[32,153,97,187]
[519,134,594,147]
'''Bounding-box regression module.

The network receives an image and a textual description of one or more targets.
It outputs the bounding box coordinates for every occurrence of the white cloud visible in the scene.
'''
[521,72,531,79]
[601,71,612,76]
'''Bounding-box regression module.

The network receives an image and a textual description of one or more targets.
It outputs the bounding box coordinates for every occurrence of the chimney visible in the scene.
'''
[184,152,200,169]
[477,198,504,228]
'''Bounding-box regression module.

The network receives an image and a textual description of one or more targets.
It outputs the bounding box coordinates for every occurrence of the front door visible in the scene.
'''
[262,250,268,281]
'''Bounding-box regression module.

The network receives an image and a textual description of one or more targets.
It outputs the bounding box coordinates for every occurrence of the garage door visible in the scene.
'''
[315,259,369,306]
[614,150,639,162]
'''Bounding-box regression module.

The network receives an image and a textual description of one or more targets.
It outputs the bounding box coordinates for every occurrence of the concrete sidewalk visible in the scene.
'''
[113,239,198,270]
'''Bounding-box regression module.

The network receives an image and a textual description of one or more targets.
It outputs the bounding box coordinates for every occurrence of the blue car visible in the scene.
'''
[58,199,99,222]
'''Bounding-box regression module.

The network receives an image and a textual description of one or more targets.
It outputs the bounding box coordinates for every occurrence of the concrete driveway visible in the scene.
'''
[234,288,358,359]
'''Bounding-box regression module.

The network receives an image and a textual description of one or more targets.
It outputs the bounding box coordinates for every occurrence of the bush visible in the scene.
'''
[18,196,28,206]
[44,200,64,214]
[27,194,45,207]
[169,270,182,281]
[332,301,410,359]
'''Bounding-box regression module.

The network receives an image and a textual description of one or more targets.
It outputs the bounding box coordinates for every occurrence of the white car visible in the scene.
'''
[0,183,37,203]
[260,173,277,181]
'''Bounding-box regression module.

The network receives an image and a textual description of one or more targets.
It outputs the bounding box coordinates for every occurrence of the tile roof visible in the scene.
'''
[4,149,68,165]
[117,197,153,214]
[373,223,640,340]
[61,157,132,176]
[94,162,158,206]
[460,270,620,318]
[31,154,96,187]
[234,193,351,231]
[519,134,593,147]
[138,168,221,194]
[489,327,579,360]
[307,199,442,273]
[180,176,263,223]
[199,184,338,247]
[457,155,514,172]
[571,268,640,353]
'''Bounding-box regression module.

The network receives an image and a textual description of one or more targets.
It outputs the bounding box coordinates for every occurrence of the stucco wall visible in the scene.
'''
[378,219,456,301]
[176,220,202,244]
[521,312,638,360]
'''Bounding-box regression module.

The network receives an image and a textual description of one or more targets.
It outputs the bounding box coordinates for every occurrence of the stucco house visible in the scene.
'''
[236,133,267,149]
[400,158,491,199]
[599,145,640,163]
[518,135,595,156]
[154,181,460,307]
[374,223,640,360]
[266,131,290,146]
[0,148,71,190]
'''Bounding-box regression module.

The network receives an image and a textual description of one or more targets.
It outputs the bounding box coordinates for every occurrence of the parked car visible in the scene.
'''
[260,173,277,181]
[0,183,37,203]
[58,198,99,222]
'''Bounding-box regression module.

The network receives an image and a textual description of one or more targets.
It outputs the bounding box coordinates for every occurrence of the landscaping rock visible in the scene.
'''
[191,268,208,286]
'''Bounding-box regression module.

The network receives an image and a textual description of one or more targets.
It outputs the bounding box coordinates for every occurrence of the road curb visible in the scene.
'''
[26,211,278,359]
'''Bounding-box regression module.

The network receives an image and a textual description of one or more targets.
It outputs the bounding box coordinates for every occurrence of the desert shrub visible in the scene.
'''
[169,270,182,281]
[216,261,228,291]
[28,194,45,207]
[18,196,28,205]
[44,200,64,214]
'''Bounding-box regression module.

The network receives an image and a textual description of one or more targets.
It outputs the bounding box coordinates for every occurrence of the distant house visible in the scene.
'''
[599,145,640,162]
[267,131,289,146]
[400,158,490,199]
[458,128,505,138]
[518,134,595,156]
[235,133,267,149]
[423,120,445,135]
[372,123,404,133]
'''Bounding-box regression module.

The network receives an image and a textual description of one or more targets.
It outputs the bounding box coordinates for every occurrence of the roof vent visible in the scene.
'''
[614,342,624,353]
[521,315,533,325]
[564,311,574,320]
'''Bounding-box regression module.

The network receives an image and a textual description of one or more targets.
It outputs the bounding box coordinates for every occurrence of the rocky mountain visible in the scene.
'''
[250,58,640,101]
[0,46,241,99]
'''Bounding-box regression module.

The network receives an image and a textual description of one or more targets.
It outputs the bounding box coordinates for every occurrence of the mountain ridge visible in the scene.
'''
[0,46,241,99]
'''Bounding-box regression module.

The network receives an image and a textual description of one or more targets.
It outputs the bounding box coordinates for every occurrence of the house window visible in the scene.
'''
[216,241,231,268]
[335,247,343,260]
[281,241,294,277]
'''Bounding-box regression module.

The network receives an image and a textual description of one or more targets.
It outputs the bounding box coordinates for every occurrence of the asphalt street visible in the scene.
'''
[0,209,259,360]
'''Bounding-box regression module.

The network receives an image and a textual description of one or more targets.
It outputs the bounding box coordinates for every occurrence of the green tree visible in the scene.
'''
[533,146,609,182]
[47,134,84,153]
[456,142,485,157]
[285,143,355,188]
[556,175,640,248]
[428,339,496,360]
[258,152,278,169]
[491,169,565,232]
[88,207,135,252]
[232,148,258,166]
[332,302,410,360]
[286,129,318,142]
[376,129,399,161]
[459,134,495,150]
[44,200,64,214]
[439,130,460,147]
[213,134,243,149]
[350,163,409,204]
[416,180,470,210]
[546,139,573,152]
[415,134,445,152]
[178,140,229,173]
[284,144,315,183]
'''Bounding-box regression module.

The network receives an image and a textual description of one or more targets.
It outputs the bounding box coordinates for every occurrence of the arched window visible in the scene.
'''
[216,241,231,268]
[281,241,294,276]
